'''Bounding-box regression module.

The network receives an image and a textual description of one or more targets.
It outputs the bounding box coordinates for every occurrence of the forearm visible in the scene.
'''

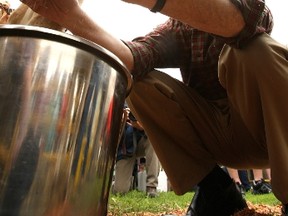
[123,0,245,37]
[58,7,134,71]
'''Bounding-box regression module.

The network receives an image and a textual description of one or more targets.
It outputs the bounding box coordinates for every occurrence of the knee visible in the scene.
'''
[218,33,288,89]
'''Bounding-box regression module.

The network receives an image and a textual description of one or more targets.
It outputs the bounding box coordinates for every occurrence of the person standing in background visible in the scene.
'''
[226,167,248,196]
[251,169,272,195]
[112,108,160,198]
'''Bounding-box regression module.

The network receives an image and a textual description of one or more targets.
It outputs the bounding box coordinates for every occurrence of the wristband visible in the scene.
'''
[150,0,166,13]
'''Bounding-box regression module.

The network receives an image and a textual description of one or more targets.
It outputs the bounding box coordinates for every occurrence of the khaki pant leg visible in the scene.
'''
[218,33,288,203]
[113,156,136,194]
[136,136,160,188]
[127,71,229,195]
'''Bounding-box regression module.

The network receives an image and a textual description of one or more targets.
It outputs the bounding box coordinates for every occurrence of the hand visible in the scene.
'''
[122,108,130,123]
[0,0,10,24]
[128,120,144,131]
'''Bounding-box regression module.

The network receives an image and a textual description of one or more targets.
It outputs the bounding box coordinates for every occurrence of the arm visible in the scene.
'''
[128,121,144,131]
[20,0,243,46]
[20,0,268,70]
[123,0,245,37]
[22,0,245,38]
[20,0,134,71]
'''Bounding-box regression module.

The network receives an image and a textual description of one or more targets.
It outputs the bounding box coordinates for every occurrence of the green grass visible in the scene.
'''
[245,192,280,206]
[108,190,192,215]
[108,190,281,215]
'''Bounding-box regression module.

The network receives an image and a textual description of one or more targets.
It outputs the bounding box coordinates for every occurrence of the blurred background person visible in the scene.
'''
[227,167,272,196]
[251,169,272,195]
[112,107,160,198]
[226,168,245,196]
[226,168,250,196]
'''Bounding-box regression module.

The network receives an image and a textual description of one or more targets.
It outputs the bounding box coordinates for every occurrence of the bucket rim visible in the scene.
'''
[0,24,132,96]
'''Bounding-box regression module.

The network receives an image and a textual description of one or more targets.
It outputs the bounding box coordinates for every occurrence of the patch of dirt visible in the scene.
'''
[108,202,282,216]
[234,201,282,216]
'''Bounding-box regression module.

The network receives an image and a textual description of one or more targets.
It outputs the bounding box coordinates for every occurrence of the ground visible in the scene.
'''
[107,202,282,216]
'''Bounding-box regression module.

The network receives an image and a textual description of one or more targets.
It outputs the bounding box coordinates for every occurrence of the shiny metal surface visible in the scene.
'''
[0,25,131,215]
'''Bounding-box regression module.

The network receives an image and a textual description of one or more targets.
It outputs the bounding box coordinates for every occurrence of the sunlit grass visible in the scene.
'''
[108,190,280,215]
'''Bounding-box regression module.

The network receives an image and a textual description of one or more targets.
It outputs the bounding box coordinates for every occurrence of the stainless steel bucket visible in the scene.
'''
[0,25,132,216]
